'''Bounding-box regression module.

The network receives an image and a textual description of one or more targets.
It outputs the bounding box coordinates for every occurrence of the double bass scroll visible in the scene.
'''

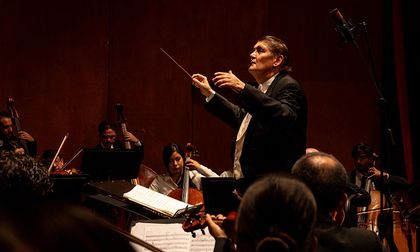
[115,103,131,150]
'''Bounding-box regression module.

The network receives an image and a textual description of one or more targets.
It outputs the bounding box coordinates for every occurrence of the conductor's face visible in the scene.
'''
[167,151,184,176]
[248,41,278,74]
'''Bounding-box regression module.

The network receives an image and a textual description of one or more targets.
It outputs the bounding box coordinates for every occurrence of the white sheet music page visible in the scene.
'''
[123,185,191,217]
[130,222,215,252]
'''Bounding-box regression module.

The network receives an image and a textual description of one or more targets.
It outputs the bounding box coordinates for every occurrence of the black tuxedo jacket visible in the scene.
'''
[316,213,385,252]
[0,136,37,157]
[205,72,307,181]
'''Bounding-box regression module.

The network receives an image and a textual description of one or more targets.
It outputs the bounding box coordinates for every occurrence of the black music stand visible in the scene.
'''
[50,174,89,202]
[80,148,143,182]
[201,177,239,215]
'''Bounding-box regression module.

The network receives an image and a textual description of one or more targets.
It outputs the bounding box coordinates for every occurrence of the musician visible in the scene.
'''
[0,111,37,157]
[350,142,409,252]
[40,149,65,173]
[350,142,408,190]
[0,151,136,251]
[192,35,307,191]
[292,151,385,252]
[149,143,218,195]
[96,120,143,151]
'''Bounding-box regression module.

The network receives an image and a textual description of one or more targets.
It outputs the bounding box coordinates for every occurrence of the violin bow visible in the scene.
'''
[61,147,84,171]
[48,133,69,175]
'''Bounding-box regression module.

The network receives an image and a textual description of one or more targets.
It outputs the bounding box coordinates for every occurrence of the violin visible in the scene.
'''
[6,97,29,154]
[115,103,131,150]
[183,211,237,239]
[49,147,83,175]
[167,143,204,205]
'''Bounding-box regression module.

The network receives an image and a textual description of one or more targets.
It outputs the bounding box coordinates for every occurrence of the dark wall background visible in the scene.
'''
[1,0,413,179]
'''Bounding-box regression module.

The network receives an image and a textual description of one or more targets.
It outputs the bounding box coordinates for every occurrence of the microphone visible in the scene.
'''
[329,8,359,48]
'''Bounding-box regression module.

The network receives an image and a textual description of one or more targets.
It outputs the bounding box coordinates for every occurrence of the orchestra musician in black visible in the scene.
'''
[0,111,37,157]
[95,120,143,151]
[350,142,409,252]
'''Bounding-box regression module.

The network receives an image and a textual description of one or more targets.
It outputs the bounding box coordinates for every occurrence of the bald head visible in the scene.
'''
[305,147,319,154]
[291,152,348,213]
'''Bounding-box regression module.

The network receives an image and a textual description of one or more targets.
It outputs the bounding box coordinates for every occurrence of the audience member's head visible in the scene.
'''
[0,151,138,252]
[291,152,348,215]
[0,151,52,200]
[236,175,317,252]
[305,147,319,154]
[0,201,136,252]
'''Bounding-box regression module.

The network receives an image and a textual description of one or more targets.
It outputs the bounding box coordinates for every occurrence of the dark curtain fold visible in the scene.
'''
[401,1,420,182]
[380,0,416,182]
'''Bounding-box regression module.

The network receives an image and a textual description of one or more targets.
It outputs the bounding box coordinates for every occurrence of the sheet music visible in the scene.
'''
[123,185,191,217]
[130,222,215,252]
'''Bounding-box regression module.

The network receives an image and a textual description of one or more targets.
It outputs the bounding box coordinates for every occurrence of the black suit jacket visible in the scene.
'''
[205,72,307,181]
[316,213,385,252]
[0,136,37,157]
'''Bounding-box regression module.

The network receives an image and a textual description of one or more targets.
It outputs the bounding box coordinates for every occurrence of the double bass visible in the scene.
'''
[115,103,143,185]
[6,98,29,155]
[115,103,132,150]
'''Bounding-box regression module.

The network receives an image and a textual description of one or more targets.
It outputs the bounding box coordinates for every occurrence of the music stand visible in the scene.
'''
[201,177,239,215]
[50,174,90,202]
[80,148,143,182]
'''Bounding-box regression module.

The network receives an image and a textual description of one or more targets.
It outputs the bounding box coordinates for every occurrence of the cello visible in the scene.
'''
[356,155,390,234]
[167,143,204,205]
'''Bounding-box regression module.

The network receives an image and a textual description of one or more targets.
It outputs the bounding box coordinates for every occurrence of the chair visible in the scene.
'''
[133,164,157,188]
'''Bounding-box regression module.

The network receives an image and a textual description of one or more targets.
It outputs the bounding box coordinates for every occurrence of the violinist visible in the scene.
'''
[149,143,218,196]
[40,149,64,173]
[40,149,79,175]
[0,111,37,157]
